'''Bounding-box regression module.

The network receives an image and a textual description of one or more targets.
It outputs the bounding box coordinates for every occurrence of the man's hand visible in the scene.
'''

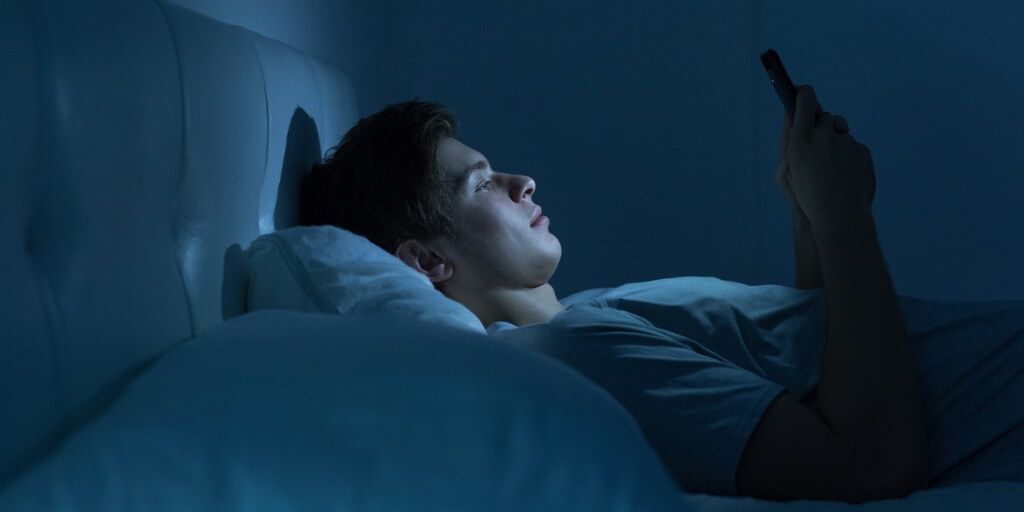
[776,111,805,218]
[777,107,848,219]
[784,85,874,228]
[778,111,823,289]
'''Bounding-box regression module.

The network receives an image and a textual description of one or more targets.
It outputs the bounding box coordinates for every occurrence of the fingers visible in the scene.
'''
[792,85,819,140]
[820,112,856,142]
[794,85,852,137]
[811,109,835,141]
[778,113,790,165]
[833,115,849,134]
[810,107,854,143]
[816,111,851,136]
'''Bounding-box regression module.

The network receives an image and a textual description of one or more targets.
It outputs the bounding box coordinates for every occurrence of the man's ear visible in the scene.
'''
[394,239,454,283]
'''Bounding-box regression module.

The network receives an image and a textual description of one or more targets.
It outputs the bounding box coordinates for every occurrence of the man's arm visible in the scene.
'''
[812,211,928,487]
[737,212,928,502]
[738,86,927,502]
[792,208,823,289]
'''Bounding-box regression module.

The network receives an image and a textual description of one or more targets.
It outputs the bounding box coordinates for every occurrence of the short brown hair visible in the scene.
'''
[300,99,460,253]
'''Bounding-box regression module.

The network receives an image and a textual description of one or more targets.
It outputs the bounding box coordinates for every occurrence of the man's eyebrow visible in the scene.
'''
[456,158,490,185]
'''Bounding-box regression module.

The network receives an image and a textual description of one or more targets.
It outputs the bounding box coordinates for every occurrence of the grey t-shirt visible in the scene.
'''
[487,276,1024,494]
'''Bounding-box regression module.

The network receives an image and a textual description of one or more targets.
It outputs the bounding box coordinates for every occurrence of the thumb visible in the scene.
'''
[792,85,819,139]
[779,112,791,163]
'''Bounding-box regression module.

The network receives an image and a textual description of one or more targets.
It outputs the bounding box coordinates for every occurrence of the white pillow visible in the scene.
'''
[243,225,485,333]
[0,310,693,511]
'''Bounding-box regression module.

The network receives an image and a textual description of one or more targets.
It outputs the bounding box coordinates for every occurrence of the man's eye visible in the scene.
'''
[476,180,492,192]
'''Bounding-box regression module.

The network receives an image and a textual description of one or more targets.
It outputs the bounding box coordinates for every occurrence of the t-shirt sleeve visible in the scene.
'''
[520,306,786,495]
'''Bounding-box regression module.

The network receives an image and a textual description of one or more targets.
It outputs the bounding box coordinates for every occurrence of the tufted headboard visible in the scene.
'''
[0,0,358,484]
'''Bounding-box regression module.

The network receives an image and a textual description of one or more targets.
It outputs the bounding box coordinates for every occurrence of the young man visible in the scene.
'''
[300,88,1024,502]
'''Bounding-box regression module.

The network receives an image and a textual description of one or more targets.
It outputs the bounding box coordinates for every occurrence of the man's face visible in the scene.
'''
[430,137,561,290]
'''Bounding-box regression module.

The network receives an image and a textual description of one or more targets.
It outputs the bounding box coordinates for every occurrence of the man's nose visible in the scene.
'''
[511,174,536,202]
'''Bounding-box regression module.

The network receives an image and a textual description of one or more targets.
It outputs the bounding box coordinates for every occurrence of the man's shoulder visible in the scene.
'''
[562,276,741,306]
[516,302,680,350]
[558,300,653,327]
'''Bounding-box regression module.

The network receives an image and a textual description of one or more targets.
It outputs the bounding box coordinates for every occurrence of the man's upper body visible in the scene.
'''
[488,276,824,496]
[484,274,1024,496]
[300,86,930,503]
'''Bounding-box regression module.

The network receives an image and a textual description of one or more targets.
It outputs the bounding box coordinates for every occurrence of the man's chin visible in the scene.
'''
[538,252,561,284]
[548,235,562,259]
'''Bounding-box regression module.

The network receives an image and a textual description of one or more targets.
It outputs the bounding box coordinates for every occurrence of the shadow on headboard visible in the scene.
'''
[223,107,324,320]
[275,107,322,230]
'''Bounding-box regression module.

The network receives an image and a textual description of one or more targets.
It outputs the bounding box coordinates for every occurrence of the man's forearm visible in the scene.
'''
[811,212,928,488]
[793,210,823,289]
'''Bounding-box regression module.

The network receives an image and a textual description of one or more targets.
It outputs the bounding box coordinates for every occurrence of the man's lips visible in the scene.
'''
[530,207,543,226]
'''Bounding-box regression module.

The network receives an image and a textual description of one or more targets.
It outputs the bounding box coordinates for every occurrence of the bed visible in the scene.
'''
[1,0,1021,510]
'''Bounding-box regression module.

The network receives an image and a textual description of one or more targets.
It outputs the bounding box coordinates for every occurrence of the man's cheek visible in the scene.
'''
[471,212,504,232]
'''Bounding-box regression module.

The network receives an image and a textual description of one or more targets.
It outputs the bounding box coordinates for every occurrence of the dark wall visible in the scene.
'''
[175,0,1024,302]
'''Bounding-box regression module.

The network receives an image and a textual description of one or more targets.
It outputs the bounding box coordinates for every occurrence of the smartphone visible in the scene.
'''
[760,49,798,120]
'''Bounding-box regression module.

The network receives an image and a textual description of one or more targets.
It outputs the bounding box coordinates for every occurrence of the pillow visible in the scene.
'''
[0,310,692,511]
[243,225,485,333]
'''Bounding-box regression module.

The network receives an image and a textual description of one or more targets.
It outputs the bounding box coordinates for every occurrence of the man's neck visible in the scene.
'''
[471,283,564,328]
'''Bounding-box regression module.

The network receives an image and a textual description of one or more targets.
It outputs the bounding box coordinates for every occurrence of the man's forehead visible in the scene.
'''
[442,138,481,164]
[440,138,489,182]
